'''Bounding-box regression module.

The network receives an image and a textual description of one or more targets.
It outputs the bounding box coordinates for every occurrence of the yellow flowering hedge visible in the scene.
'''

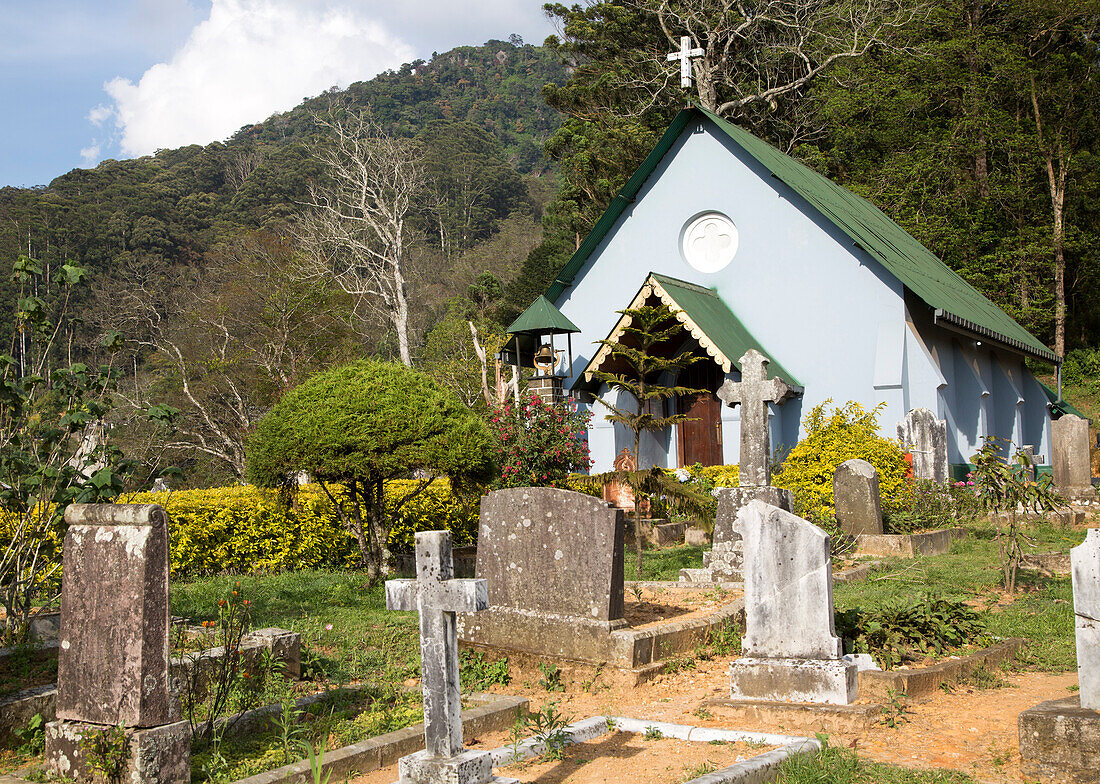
[772,400,908,524]
[130,479,478,578]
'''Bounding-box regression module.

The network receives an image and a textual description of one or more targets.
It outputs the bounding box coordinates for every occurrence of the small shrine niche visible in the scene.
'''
[502,295,580,404]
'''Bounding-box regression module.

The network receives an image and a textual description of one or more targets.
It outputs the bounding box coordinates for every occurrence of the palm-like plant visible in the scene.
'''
[582,304,714,578]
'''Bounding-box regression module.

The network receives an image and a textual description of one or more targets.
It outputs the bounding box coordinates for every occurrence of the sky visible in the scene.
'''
[1,0,555,188]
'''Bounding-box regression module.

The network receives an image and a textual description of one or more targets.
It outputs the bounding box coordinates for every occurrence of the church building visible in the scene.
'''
[524,106,1065,478]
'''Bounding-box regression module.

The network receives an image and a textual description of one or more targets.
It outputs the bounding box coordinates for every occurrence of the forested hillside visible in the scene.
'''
[0,39,567,337]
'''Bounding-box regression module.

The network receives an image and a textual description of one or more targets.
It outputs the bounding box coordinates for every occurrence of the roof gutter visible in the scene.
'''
[932,309,1060,365]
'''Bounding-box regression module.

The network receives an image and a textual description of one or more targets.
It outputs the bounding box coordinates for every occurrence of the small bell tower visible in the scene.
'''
[502,295,580,404]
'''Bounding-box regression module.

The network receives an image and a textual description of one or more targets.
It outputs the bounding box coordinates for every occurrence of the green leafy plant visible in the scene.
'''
[683,761,716,780]
[970,435,1063,592]
[80,724,129,784]
[273,698,307,764]
[835,595,988,669]
[643,725,664,740]
[0,255,177,644]
[522,701,572,761]
[880,689,909,728]
[300,739,333,784]
[885,480,965,533]
[537,661,564,692]
[460,650,511,691]
[488,394,592,487]
[177,582,254,743]
[13,712,45,755]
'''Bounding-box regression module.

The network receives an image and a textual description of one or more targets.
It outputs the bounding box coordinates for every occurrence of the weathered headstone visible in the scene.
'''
[46,504,190,784]
[833,459,884,537]
[386,530,514,784]
[701,487,792,582]
[896,408,948,484]
[728,501,857,704]
[717,349,796,487]
[1072,528,1099,709]
[1053,414,1098,502]
[1017,445,1038,483]
[457,488,626,663]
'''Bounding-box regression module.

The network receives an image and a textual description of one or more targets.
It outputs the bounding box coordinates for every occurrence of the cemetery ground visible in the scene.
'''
[0,514,1088,784]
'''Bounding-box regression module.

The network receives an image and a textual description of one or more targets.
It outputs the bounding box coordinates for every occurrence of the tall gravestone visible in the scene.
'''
[1053,414,1098,502]
[1072,529,1099,709]
[691,349,795,583]
[896,408,948,484]
[386,531,515,784]
[728,501,857,704]
[46,504,190,784]
[457,487,626,663]
[833,459,884,537]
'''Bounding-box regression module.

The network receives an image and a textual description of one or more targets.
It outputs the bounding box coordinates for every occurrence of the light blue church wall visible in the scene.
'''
[553,117,1053,473]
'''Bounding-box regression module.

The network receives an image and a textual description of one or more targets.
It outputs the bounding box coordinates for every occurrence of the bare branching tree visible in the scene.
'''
[101,235,349,480]
[295,109,425,366]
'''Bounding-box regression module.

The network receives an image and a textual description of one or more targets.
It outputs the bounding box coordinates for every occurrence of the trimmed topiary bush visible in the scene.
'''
[773,400,908,524]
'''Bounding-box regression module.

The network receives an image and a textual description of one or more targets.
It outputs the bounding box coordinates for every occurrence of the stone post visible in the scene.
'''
[1072,528,1099,709]
[896,408,948,484]
[46,504,190,784]
[1053,414,1098,502]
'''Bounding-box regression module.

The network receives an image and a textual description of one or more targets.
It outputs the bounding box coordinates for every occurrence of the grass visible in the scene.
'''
[776,743,977,783]
[624,544,706,580]
[171,569,420,687]
[172,570,424,783]
[833,520,1084,672]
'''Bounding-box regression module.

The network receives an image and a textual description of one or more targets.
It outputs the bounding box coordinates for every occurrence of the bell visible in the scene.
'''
[534,344,555,362]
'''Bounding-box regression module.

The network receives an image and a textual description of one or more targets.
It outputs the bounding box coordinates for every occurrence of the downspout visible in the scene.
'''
[1057,361,1062,402]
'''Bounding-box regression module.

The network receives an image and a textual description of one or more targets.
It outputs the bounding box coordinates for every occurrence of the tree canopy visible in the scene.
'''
[246,360,495,577]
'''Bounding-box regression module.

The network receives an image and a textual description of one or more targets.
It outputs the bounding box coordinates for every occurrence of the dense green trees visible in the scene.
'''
[246,361,495,579]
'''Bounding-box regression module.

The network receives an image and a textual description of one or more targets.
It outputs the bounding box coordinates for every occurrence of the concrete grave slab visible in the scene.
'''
[1072,529,1099,709]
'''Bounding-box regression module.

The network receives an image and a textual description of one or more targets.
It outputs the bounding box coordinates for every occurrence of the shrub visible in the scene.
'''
[835,595,988,670]
[131,479,478,577]
[1060,347,1100,388]
[773,401,908,524]
[488,394,591,488]
[883,479,980,533]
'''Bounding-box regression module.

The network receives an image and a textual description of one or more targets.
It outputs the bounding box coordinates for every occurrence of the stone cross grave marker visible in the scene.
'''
[1071,528,1100,709]
[386,531,512,784]
[833,459,883,537]
[46,503,190,784]
[728,500,857,704]
[718,349,794,487]
[667,35,704,88]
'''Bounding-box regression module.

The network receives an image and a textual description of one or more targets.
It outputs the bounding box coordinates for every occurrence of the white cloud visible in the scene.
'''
[80,142,102,166]
[99,0,414,157]
[87,105,113,127]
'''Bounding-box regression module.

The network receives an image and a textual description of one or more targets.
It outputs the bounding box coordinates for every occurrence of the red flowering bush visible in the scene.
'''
[488,394,592,487]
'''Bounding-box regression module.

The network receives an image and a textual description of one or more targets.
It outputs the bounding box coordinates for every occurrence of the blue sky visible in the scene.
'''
[1,0,554,188]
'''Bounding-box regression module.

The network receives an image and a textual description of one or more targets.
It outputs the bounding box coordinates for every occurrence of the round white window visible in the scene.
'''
[681,212,738,273]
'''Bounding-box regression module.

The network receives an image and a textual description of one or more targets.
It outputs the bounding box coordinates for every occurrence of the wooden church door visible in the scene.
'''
[677,361,724,467]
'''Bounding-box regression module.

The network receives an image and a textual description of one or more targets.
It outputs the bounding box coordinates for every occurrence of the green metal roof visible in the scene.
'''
[506,294,580,336]
[546,106,1058,364]
[578,272,801,390]
[1039,381,1088,420]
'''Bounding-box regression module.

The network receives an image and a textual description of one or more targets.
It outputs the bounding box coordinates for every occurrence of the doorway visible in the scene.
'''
[677,361,724,467]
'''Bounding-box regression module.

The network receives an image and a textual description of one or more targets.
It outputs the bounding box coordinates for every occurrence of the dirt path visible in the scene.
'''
[465,658,1079,783]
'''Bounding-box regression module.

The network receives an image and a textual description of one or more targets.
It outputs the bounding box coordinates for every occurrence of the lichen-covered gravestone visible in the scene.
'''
[833,459,883,537]
[1073,528,1099,709]
[1053,414,1098,502]
[46,504,190,784]
[457,487,625,663]
[896,408,948,484]
[728,501,857,704]
[386,530,516,784]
